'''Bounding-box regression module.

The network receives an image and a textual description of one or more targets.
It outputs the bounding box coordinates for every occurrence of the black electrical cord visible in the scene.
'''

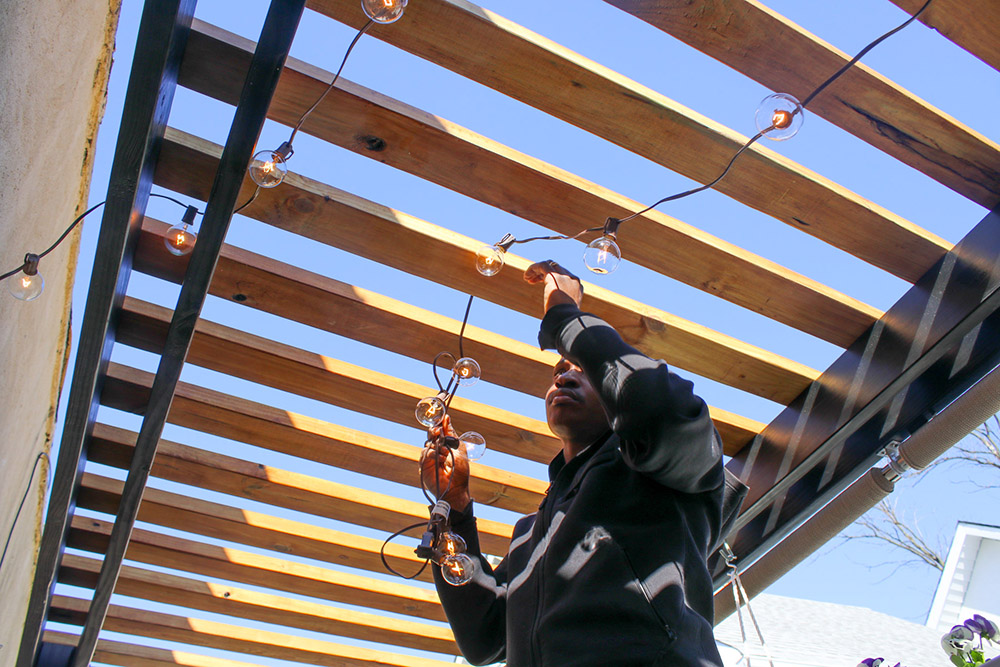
[286,19,375,146]
[0,451,48,574]
[233,186,261,215]
[1,191,210,283]
[493,0,936,251]
[380,520,432,580]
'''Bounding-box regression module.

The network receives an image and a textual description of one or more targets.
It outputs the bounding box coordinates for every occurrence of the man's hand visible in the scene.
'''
[524,260,583,315]
[421,415,472,512]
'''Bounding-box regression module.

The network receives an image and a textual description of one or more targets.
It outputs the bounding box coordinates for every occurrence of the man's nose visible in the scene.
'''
[555,371,577,387]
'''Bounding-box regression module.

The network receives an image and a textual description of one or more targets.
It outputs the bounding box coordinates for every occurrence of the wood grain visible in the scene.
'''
[58,554,458,655]
[116,297,760,456]
[604,0,1000,209]
[890,0,1000,72]
[69,514,444,616]
[173,28,889,345]
[292,2,949,281]
[136,213,817,406]
[49,596,455,667]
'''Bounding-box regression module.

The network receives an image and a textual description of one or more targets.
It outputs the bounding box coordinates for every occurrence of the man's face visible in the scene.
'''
[545,358,609,443]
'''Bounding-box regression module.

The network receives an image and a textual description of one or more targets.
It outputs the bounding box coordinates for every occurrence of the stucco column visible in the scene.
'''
[0,0,121,657]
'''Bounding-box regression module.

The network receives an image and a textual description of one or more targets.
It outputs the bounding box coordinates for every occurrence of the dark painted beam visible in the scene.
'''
[719,203,1000,579]
[68,2,306,665]
[15,2,196,665]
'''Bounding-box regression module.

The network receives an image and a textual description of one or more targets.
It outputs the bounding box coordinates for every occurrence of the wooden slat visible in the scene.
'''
[69,515,444,618]
[890,0,1000,72]
[58,554,459,655]
[44,631,262,667]
[603,0,1000,210]
[78,468,512,556]
[87,417,539,521]
[102,356,560,470]
[293,2,950,282]
[49,597,455,667]
[116,297,759,456]
[174,26,887,348]
[136,214,816,407]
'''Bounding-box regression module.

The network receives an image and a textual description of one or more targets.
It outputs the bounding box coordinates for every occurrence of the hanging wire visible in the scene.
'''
[233,186,261,215]
[723,543,775,667]
[494,0,936,251]
[286,19,375,146]
[380,521,432,580]
[457,294,474,359]
[0,452,49,573]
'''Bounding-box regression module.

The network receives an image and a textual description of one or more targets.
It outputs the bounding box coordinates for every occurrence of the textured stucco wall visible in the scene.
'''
[0,0,120,660]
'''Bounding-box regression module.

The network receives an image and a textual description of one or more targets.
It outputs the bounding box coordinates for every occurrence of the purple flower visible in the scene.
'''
[858,659,884,667]
[942,625,975,655]
[974,614,999,641]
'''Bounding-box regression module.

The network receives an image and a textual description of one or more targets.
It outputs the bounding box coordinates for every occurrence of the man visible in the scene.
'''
[424,260,740,666]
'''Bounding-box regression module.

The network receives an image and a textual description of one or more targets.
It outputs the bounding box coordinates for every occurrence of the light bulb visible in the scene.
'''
[9,271,44,301]
[249,148,289,188]
[453,357,481,387]
[8,253,44,301]
[164,223,196,256]
[415,395,446,428]
[583,235,622,274]
[362,0,408,23]
[459,431,486,461]
[475,244,505,276]
[440,553,476,586]
[755,93,803,141]
[436,531,467,558]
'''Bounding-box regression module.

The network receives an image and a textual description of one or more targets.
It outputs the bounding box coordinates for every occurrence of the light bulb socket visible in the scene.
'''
[442,435,460,450]
[22,253,40,276]
[274,140,294,160]
[602,217,621,239]
[181,205,198,226]
[430,499,451,523]
[415,529,436,559]
[496,233,516,252]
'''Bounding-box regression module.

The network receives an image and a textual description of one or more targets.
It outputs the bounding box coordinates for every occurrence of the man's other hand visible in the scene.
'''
[421,415,472,512]
[524,260,583,315]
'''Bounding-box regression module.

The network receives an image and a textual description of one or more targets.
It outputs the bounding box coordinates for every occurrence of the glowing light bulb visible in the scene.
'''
[8,254,44,301]
[755,93,803,141]
[362,0,408,23]
[164,223,196,256]
[583,235,622,274]
[440,553,476,586]
[459,431,486,461]
[249,142,293,188]
[475,244,505,276]
[415,396,446,428]
[453,357,481,387]
[436,531,467,558]
[9,272,44,301]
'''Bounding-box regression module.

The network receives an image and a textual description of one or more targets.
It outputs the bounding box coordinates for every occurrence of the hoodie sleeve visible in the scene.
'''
[431,502,517,666]
[539,303,723,494]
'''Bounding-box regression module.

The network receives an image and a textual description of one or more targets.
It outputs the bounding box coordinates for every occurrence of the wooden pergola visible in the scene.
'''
[16,0,1000,665]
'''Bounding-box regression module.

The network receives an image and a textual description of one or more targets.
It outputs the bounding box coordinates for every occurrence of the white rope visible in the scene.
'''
[722,543,775,667]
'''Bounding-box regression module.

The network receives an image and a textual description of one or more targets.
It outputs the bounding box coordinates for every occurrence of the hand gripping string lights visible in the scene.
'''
[474,0,934,279]
[381,295,484,586]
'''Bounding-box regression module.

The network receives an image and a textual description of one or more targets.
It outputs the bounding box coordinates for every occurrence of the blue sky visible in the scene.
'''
[48,0,1000,662]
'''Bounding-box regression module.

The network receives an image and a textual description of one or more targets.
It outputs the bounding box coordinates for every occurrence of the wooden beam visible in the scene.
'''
[49,597,456,667]
[74,4,308,665]
[115,297,759,456]
[135,215,816,406]
[79,448,513,556]
[44,631,264,667]
[102,357,561,470]
[173,26,888,346]
[87,416,539,521]
[17,2,197,664]
[58,554,459,655]
[603,0,1000,210]
[292,2,949,282]
[890,0,1000,72]
[69,515,444,618]
[725,205,1000,575]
